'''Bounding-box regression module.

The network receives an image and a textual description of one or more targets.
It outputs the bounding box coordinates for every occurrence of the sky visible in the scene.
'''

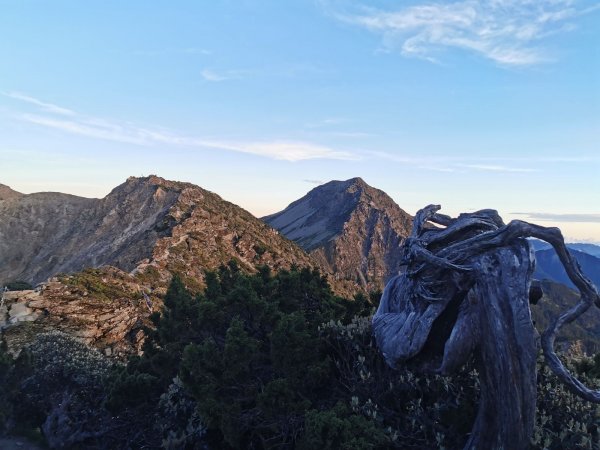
[1,0,599,242]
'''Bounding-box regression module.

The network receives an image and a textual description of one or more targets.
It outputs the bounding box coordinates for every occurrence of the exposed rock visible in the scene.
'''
[0,267,155,358]
[264,177,413,292]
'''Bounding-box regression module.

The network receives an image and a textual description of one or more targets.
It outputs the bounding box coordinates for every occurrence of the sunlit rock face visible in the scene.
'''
[264,177,413,292]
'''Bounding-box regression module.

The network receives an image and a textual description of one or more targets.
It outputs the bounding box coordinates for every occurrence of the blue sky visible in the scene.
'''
[1,0,599,241]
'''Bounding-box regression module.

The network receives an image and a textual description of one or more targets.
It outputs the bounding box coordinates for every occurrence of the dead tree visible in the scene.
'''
[373,204,600,449]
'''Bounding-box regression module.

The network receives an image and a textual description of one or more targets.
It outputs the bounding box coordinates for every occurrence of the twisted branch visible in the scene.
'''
[413,205,600,402]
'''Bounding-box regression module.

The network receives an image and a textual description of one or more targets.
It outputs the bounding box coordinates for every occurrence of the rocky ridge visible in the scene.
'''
[0,175,319,356]
[0,175,315,288]
[134,176,316,291]
[263,177,413,292]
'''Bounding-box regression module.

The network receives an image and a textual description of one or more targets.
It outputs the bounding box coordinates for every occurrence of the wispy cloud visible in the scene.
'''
[303,179,326,185]
[197,139,356,161]
[418,165,456,172]
[2,91,75,116]
[134,47,212,56]
[513,212,600,223]
[332,0,598,66]
[200,63,333,82]
[8,93,355,162]
[200,68,255,82]
[369,150,596,170]
[305,117,349,128]
[457,163,537,173]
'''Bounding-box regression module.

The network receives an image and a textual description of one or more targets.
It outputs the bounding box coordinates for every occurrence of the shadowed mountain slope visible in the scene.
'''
[531,280,600,354]
[534,248,600,289]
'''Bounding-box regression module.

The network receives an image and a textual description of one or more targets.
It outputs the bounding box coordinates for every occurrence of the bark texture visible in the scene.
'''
[373,204,600,449]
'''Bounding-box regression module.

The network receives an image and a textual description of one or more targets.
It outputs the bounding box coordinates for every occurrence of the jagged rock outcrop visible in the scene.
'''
[263,178,413,292]
[0,267,152,358]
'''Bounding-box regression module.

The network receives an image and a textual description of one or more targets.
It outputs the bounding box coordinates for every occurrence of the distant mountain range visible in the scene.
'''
[529,238,600,257]
[527,239,600,289]
[4,176,597,293]
[534,248,600,290]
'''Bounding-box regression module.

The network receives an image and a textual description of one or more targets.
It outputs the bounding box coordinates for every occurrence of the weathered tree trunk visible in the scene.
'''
[373,204,600,450]
[464,242,537,449]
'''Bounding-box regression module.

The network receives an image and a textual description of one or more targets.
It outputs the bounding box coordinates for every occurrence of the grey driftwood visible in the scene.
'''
[373,204,600,449]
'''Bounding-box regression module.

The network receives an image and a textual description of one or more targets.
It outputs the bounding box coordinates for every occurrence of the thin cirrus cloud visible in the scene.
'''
[456,163,537,173]
[134,47,212,56]
[369,151,538,172]
[2,91,76,116]
[200,64,332,82]
[4,93,355,162]
[200,68,252,82]
[303,179,326,185]
[332,0,598,66]
[512,212,600,223]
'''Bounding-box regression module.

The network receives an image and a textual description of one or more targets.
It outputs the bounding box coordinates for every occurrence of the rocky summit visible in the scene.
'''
[263,177,413,292]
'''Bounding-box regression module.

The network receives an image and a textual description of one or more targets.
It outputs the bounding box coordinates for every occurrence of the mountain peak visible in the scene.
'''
[345,176,367,188]
[313,177,367,192]
[122,175,195,192]
[264,178,413,291]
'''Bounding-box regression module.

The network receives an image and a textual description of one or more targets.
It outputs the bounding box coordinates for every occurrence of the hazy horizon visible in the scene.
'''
[1,0,599,241]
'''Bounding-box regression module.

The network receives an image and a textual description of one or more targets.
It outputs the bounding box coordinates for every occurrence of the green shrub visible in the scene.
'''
[4,280,33,291]
[3,262,600,449]
[299,402,388,450]
[0,342,16,430]
[13,331,115,447]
